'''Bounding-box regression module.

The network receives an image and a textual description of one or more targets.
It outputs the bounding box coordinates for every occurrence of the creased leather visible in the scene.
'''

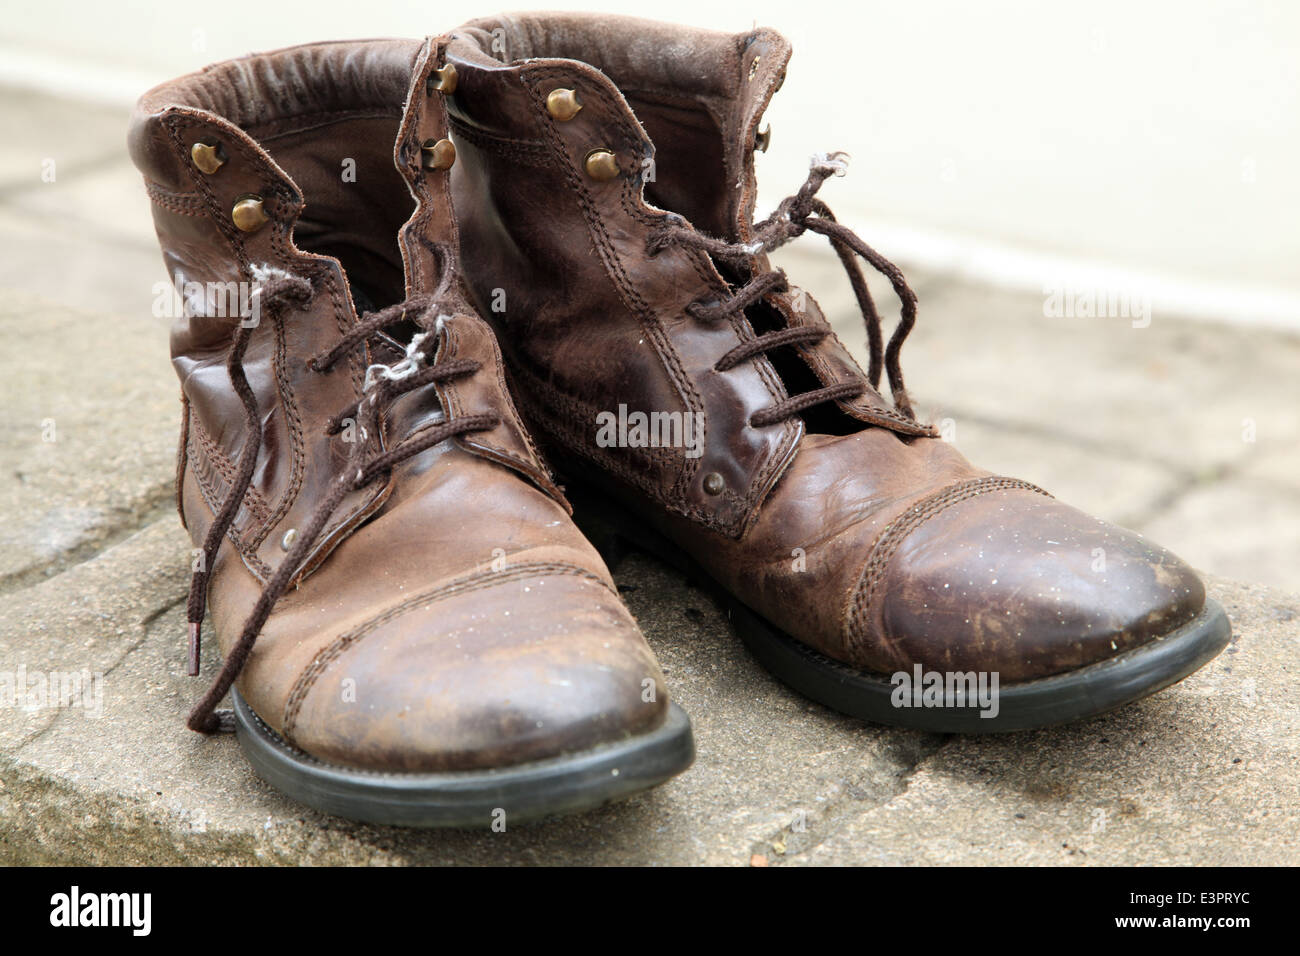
[446,14,1209,684]
[132,37,669,771]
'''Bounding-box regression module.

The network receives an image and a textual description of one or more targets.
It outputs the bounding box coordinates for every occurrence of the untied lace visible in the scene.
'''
[183,276,498,733]
[646,152,926,429]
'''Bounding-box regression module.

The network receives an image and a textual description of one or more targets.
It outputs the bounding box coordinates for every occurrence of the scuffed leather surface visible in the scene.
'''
[394,39,566,501]
[446,14,1209,684]
[134,37,667,771]
[876,491,1205,680]
[130,40,425,584]
[199,447,665,772]
[446,20,803,538]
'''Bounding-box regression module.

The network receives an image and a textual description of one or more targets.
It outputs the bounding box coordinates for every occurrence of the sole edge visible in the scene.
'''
[233,693,696,828]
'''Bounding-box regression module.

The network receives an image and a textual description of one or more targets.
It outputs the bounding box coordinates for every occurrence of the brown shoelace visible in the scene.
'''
[646,152,922,428]
[184,276,498,733]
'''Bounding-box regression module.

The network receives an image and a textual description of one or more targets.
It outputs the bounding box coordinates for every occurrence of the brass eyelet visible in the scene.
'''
[231,195,268,232]
[546,88,582,121]
[584,148,619,181]
[191,141,226,175]
[421,138,456,171]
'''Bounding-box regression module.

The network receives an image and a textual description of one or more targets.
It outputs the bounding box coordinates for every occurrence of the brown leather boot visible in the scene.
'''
[127,37,692,825]
[441,14,1230,731]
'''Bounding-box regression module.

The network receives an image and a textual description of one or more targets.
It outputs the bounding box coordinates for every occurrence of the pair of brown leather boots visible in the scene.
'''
[130,14,1230,827]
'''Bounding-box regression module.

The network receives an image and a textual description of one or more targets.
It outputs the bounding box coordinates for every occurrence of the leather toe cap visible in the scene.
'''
[859,489,1205,681]
[281,567,668,772]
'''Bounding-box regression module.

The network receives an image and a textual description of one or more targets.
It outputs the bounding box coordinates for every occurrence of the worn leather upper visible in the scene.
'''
[130,37,669,770]
[444,14,1206,683]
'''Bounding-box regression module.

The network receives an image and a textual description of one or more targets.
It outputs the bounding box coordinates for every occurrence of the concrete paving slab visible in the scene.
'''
[1139,477,1300,596]
[0,290,175,595]
[0,86,1295,865]
[800,577,1297,866]
[0,207,166,318]
[0,521,1293,865]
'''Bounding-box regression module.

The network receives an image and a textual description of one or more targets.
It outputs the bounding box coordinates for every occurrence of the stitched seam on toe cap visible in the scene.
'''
[844,476,1052,659]
[280,561,611,741]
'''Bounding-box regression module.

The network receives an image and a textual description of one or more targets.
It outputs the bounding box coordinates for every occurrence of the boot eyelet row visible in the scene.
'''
[190,140,270,234]
[543,86,616,182]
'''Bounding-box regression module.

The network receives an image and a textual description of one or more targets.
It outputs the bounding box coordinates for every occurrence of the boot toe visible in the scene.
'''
[281,569,668,772]
[869,490,1205,681]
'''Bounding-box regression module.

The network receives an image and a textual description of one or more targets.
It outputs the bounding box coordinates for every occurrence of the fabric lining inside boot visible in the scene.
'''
[622,91,732,240]
[137,41,420,316]
[250,111,411,312]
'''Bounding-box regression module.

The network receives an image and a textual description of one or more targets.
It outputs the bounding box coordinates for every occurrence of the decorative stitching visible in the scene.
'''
[441,313,561,496]
[448,114,554,167]
[506,356,681,474]
[185,420,273,579]
[845,476,1052,657]
[144,179,206,217]
[281,561,611,740]
[188,416,273,526]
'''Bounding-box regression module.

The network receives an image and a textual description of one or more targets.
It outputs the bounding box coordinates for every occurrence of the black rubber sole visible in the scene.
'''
[232,691,695,827]
[729,597,1231,732]
[567,483,1232,733]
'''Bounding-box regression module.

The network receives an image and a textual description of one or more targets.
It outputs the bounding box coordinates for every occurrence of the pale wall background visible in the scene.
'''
[2,0,1297,328]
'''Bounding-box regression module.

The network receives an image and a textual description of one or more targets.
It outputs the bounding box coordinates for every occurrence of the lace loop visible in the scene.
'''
[715,325,828,373]
[750,381,865,428]
[687,269,789,323]
[656,152,923,425]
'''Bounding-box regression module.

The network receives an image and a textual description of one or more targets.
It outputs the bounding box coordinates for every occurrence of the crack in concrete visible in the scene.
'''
[1114,458,1246,531]
[11,592,185,756]
[138,593,186,635]
[0,480,174,598]
[754,732,951,865]
[921,401,1268,531]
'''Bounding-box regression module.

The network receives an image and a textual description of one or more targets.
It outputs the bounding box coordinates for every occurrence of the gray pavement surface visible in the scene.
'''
[1,88,1296,865]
